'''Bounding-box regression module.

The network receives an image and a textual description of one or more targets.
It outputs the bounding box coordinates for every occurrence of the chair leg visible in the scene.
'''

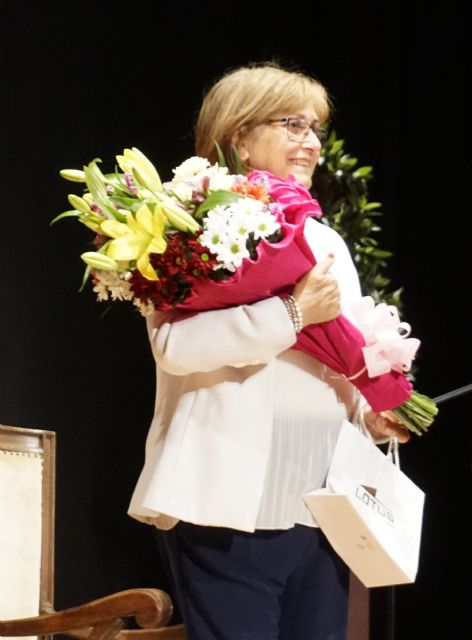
[347,571,369,640]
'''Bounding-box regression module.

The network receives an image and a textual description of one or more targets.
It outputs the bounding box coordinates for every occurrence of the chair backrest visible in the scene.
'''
[0,424,56,634]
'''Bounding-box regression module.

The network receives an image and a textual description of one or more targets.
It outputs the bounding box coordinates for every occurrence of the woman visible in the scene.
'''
[129,63,409,640]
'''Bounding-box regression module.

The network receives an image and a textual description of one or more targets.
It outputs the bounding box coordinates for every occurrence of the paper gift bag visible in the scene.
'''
[304,420,425,588]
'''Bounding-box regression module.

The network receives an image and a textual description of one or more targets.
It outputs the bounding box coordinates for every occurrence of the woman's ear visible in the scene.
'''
[231,130,250,163]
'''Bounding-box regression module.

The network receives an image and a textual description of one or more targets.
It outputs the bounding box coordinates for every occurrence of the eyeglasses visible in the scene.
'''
[267,117,328,144]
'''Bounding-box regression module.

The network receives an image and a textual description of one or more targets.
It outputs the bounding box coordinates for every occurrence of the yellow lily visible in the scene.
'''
[101,203,167,281]
[116,147,163,193]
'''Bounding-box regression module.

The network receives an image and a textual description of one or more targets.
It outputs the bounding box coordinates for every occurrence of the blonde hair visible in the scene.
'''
[195,63,331,171]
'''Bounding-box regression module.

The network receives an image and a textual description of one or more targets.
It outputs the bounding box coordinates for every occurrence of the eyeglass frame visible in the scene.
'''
[267,116,328,144]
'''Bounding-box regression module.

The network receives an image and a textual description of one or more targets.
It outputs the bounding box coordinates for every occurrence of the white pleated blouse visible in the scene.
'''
[254,217,363,530]
[255,349,359,529]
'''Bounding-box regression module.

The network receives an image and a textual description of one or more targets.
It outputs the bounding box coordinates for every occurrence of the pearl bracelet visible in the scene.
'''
[282,295,304,333]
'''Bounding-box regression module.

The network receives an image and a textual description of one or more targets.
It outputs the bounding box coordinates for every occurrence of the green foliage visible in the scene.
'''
[312,131,403,310]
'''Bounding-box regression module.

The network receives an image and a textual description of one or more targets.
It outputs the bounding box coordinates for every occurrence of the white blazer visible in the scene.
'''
[128,219,362,532]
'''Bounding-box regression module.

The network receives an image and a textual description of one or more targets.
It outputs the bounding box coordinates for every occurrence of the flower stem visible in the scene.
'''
[392,390,439,436]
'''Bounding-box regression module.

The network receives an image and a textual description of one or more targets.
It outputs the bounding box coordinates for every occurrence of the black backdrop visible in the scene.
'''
[1,1,470,638]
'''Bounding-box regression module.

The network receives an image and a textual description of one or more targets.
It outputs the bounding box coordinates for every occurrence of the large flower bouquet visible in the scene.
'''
[54,147,437,435]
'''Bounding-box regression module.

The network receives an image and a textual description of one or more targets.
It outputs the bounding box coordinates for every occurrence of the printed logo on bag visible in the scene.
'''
[355,485,394,524]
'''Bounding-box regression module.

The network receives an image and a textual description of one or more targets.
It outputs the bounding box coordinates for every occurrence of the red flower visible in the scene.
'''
[129,232,218,310]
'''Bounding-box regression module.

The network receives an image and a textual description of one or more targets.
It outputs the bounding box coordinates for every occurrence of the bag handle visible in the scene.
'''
[352,396,401,469]
[387,437,400,469]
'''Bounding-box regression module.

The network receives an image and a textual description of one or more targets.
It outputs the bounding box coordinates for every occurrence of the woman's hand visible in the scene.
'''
[363,405,411,443]
[292,254,341,327]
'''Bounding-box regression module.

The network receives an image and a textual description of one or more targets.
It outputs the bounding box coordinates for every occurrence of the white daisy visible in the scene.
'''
[172,156,210,179]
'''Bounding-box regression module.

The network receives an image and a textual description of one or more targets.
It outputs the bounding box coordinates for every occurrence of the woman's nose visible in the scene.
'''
[302,129,322,149]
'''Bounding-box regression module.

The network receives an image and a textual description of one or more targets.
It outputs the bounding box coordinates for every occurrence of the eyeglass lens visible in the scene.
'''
[287,119,327,143]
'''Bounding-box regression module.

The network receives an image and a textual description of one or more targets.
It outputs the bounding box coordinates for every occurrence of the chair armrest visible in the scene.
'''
[0,588,173,638]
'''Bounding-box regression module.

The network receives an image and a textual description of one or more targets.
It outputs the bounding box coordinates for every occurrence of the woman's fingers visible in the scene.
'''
[378,412,411,443]
[293,255,341,326]
[311,253,335,275]
[364,407,411,443]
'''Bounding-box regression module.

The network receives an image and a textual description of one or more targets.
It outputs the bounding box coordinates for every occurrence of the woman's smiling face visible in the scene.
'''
[236,106,322,189]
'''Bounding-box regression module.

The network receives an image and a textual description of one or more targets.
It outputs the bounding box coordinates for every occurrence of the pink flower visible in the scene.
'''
[248,170,323,223]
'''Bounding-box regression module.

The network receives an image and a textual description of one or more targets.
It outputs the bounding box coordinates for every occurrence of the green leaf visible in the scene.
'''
[371,249,393,258]
[353,166,373,179]
[50,210,81,225]
[79,264,93,292]
[112,195,141,208]
[195,190,244,218]
[214,141,227,167]
[329,140,344,155]
[339,155,358,169]
[84,159,120,220]
[84,158,106,195]
[230,144,245,174]
[362,237,379,246]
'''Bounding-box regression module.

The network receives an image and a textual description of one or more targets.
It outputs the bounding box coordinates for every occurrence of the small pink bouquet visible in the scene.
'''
[54,148,437,434]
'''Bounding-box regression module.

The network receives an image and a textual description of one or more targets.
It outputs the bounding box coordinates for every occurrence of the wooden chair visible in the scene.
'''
[0,424,182,640]
[0,423,367,640]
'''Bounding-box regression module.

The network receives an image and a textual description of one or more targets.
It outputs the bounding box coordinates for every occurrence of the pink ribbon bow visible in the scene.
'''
[351,296,420,377]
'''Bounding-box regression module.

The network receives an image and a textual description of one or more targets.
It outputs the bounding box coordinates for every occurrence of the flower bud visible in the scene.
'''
[60,169,86,182]
[81,252,119,270]
[79,219,101,233]
[160,200,201,233]
[68,194,91,214]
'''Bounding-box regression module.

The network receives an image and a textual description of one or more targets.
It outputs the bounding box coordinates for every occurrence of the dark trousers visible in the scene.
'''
[156,522,349,640]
